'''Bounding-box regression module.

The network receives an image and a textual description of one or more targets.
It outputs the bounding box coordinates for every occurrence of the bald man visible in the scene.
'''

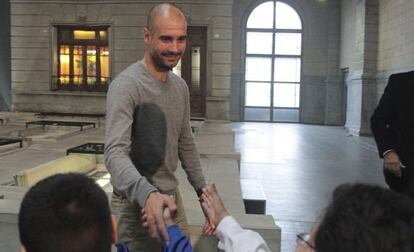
[105,3,208,251]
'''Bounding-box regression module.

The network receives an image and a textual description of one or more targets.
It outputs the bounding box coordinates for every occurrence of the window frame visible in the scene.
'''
[243,1,303,122]
[53,25,110,92]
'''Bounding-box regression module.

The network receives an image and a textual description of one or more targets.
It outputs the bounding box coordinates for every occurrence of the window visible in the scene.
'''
[244,1,302,122]
[54,26,110,92]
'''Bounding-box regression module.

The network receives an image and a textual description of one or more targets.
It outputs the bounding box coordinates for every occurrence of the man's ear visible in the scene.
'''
[20,245,26,252]
[143,27,151,45]
[111,215,118,244]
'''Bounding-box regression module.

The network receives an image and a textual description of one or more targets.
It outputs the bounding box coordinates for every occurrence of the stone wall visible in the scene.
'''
[376,0,414,98]
[10,0,232,120]
[340,0,356,70]
[231,0,343,125]
[377,0,414,73]
[340,0,414,135]
[339,0,379,135]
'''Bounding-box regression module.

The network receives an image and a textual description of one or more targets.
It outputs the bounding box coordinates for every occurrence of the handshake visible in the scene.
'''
[141,184,228,243]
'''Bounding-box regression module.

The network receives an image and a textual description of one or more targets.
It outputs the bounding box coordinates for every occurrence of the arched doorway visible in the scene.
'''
[244,1,302,122]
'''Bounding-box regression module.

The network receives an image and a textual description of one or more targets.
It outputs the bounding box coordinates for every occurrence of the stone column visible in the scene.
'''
[0,0,11,111]
[325,0,343,125]
[345,0,378,135]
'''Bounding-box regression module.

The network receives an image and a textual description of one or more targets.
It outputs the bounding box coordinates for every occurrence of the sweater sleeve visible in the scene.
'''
[216,216,271,252]
[177,84,206,191]
[105,76,158,207]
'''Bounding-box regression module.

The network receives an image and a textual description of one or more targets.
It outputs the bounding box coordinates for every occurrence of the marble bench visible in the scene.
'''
[13,154,97,187]
[177,158,280,252]
[26,120,96,131]
[241,178,267,215]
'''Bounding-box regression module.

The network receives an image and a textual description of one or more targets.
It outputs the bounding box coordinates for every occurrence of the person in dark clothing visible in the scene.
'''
[371,70,414,197]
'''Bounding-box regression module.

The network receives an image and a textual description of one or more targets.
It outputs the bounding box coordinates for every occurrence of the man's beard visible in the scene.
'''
[151,50,181,72]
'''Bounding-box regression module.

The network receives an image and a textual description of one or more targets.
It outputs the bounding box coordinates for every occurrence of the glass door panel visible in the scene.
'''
[191,47,201,95]
[245,82,271,107]
[273,83,300,108]
[245,57,272,82]
[246,32,273,55]
[245,108,271,121]
[59,45,70,84]
[100,46,109,84]
[247,1,274,29]
[73,46,83,85]
[274,33,302,55]
[273,58,301,82]
[272,108,299,122]
[87,46,97,85]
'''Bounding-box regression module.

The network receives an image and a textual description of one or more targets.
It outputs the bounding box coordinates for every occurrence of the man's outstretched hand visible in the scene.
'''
[143,192,177,243]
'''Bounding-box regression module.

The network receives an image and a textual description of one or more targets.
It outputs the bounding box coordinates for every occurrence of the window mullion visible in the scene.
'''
[96,46,101,87]
[246,28,274,33]
[57,45,61,88]
[69,45,74,87]
[270,0,277,121]
[82,46,87,89]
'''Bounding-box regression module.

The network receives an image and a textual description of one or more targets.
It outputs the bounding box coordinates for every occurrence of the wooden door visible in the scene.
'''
[181,26,207,118]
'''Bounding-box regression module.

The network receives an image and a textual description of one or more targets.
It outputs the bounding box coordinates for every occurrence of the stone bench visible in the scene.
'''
[194,122,241,168]
[241,178,267,215]
[0,138,26,154]
[26,120,96,131]
[190,117,205,134]
[36,112,105,118]
[13,154,97,187]
[35,112,106,128]
[177,158,280,252]
[0,112,38,125]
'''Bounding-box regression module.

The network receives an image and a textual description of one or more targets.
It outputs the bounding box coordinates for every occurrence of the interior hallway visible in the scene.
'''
[0,118,386,251]
[232,122,385,252]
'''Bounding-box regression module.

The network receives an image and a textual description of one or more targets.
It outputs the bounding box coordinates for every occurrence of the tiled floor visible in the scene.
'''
[231,122,385,252]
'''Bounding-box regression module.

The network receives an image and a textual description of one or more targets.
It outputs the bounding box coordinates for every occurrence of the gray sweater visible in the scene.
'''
[105,61,205,207]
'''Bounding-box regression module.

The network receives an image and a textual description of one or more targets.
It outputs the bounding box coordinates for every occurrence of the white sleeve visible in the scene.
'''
[216,216,271,252]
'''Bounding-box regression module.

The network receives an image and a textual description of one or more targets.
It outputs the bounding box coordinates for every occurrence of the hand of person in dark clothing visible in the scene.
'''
[384,151,406,177]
